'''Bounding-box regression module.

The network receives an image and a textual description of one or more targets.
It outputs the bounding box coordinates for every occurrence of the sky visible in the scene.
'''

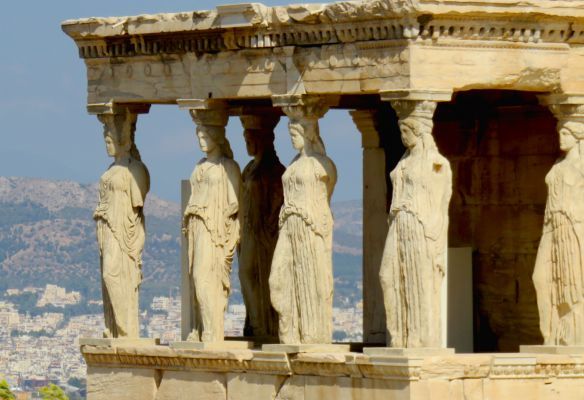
[0,1,361,203]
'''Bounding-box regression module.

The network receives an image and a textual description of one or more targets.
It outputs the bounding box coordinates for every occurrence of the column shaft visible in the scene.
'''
[351,110,388,344]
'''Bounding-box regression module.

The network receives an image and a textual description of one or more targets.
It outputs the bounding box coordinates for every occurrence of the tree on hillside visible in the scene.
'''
[39,384,69,400]
[0,380,15,400]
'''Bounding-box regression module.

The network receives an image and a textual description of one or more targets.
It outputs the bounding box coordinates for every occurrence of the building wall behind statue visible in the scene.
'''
[433,90,559,352]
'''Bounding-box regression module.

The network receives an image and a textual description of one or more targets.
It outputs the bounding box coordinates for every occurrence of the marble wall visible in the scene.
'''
[434,90,559,351]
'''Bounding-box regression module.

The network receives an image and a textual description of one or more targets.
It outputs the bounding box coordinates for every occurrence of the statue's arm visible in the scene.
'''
[323,156,338,202]
[425,159,452,244]
[224,160,241,219]
[129,162,150,209]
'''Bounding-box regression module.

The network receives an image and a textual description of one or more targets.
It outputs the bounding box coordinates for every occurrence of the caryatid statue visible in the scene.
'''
[380,100,452,348]
[94,108,150,338]
[239,114,285,339]
[269,97,337,344]
[533,104,584,346]
[184,108,241,342]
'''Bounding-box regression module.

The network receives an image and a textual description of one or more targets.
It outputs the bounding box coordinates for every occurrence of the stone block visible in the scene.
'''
[357,378,411,400]
[155,371,226,400]
[304,376,354,400]
[483,378,542,400]
[304,376,413,400]
[262,344,351,354]
[87,367,157,400]
[363,348,454,357]
[275,375,305,400]
[227,373,285,400]
[462,379,484,400]
[542,379,584,399]
[520,345,584,354]
[419,355,491,380]
[410,379,451,400]
[79,338,160,347]
[170,341,254,350]
[291,353,362,377]
[515,155,556,204]
[249,351,292,375]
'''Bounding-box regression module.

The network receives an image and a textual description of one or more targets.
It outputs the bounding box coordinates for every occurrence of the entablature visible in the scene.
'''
[62,0,584,105]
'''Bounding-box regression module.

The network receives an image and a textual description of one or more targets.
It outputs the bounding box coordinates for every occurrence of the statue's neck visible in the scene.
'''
[565,146,580,162]
[254,147,276,162]
[114,153,131,163]
[207,147,223,162]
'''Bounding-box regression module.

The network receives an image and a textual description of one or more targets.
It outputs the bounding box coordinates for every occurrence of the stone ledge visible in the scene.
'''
[262,343,351,354]
[520,345,584,355]
[79,338,160,347]
[170,341,254,350]
[61,0,584,41]
[82,346,584,400]
[81,344,584,380]
[363,347,455,357]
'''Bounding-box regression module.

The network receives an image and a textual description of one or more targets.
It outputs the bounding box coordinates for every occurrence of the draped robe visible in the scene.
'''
[94,157,149,338]
[239,152,285,338]
[269,154,336,344]
[184,157,241,342]
[380,149,451,348]
[534,157,584,345]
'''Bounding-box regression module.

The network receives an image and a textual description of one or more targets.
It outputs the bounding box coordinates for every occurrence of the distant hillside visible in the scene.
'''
[0,177,362,305]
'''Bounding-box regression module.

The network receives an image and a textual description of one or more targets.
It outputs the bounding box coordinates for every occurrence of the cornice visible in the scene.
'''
[81,345,584,381]
[61,1,584,39]
[64,18,582,61]
[61,1,584,60]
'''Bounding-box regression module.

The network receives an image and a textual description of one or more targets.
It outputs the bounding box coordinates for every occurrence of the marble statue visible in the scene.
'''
[184,109,241,342]
[239,114,285,339]
[380,100,452,348]
[94,111,150,338]
[533,119,584,346]
[269,99,337,344]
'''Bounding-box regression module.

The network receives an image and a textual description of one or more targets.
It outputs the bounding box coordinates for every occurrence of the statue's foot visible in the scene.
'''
[186,330,200,342]
[102,328,112,339]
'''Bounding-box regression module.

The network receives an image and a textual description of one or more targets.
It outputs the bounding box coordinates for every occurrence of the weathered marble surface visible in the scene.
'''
[60,0,584,371]
[62,0,584,104]
[81,344,584,400]
[184,108,241,342]
[380,99,452,348]
[94,108,150,338]
[269,96,337,344]
[61,1,584,39]
[239,114,284,340]
[534,99,584,346]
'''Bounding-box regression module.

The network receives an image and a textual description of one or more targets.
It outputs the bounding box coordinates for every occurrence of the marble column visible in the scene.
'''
[177,99,242,343]
[238,110,284,341]
[377,90,453,350]
[88,102,151,339]
[269,95,337,345]
[531,94,584,349]
[350,110,389,345]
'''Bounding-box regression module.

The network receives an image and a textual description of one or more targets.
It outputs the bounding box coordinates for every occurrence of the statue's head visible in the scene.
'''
[283,100,328,155]
[558,120,584,153]
[191,109,233,159]
[196,125,224,154]
[398,117,433,149]
[392,100,436,151]
[288,116,319,152]
[99,112,137,159]
[240,114,279,157]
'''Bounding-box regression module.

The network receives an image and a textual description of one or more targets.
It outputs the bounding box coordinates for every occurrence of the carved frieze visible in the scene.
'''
[68,17,581,61]
[80,345,584,381]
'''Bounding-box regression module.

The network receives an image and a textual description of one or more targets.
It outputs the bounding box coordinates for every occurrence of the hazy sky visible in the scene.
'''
[0,1,362,203]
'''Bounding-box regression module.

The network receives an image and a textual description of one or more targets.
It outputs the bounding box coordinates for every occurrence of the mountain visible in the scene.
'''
[0,177,362,305]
